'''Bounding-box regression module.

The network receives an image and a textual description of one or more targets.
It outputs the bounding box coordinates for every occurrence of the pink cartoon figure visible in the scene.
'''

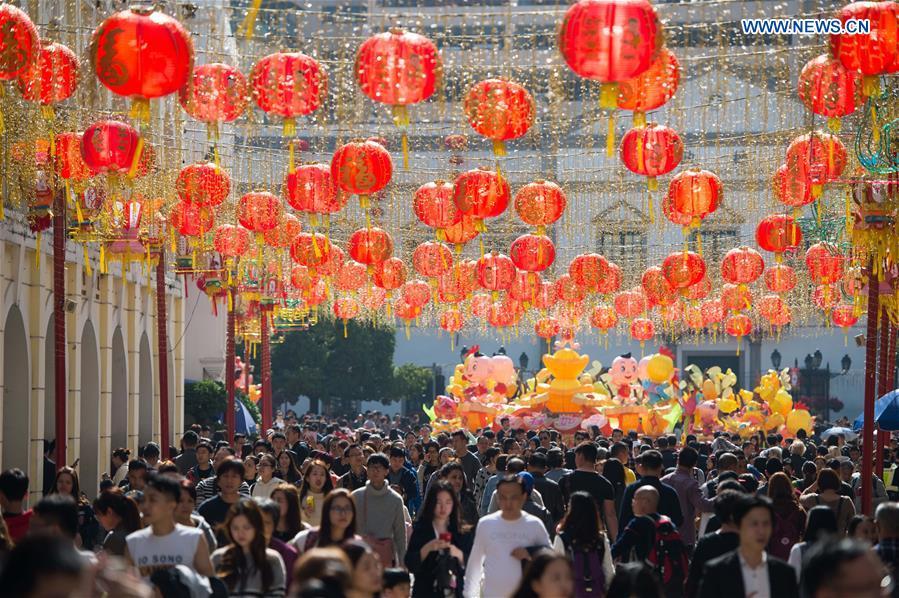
[609,353,639,404]
[462,346,493,384]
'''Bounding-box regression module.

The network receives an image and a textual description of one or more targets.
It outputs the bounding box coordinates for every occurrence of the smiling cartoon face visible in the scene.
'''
[609,354,639,387]
[463,354,493,384]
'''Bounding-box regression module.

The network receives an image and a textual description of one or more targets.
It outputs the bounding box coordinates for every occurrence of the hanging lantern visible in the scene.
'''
[665,167,723,231]
[630,317,656,344]
[438,260,477,303]
[412,241,453,279]
[764,264,798,294]
[359,285,387,312]
[721,246,765,285]
[316,244,343,277]
[829,0,899,95]
[535,317,562,340]
[238,192,282,233]
[590,305,618,332]
[331,139,392,210]
[283,162,343,225]
[683,276,712,301]
[641,265,678,307]
[569,253,610,292]
[805,242,845,285]
[17,41,78,116]
[440,310,465,334]
[614,289,646,319]
[413,180,459,239]
[213,224,251,258]
[683,305,705,330]
[80,120,141,175]
[250,51,327,136]
[725,313,752,344]
[0,4,38,81]
[290,232,332,270]
[170,202,215,238]
[509,233,555,273]
[755,214,802,261]
[290,265,319,292]
[333,297,361,321]
[463,78,535,156]
[263,212,303,249]
[797,54,863,132]
[832,304,859,335]
[772,163,814,210]
[721,283,753,312]
[509,270,541,303]
[616,47,680,125]
[785,131,847,198]
[619,123,684,190]
[177,162,231,207]
[335,261,368,293]
[597,261,623,295]
[355,28,441,168]
[757,294,787,321]
[91,7,193,120]
[348,227,393,265]
[661,251,705,290]
[812,285,839,311]
[555,274,587,304]
[514,180,566,234]
[394,298,423,322]
[533,281,559,311]
[54,132,95,182]
[442,213,479,252]
[401,280,431,308]
[701,299,724,328]
[476,252,516,293]
[372,257,407,293]
[179,63,249,138]
[453,167,510,230]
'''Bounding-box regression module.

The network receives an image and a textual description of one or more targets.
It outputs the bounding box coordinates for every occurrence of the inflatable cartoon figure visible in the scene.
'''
[609,353,640,404]
[541,336,592,413]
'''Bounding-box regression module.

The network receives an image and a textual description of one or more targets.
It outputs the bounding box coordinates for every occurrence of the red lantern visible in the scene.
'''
[81,120,141,175]
[333,297,361,322]
[721,283,753,312]
[805,242,845,285]
[317,244,343,277]
[17,42,78,108]
[290,233,332,269]
[797,54,863,132]
[251,52,327,136]
[283,163,343,223]
[440,310,464,334]
[335,261,368,293]
[331,139,392,209]
[772,163,814,209]
[569,253,609,291]
[413,180,459,238]
[725,313,752,339]
[661,251,706,290]
[213,224,250,258]
[238,192,282,233]
[91,8,193,117]
[555,274,587,304]
[558,0,662,107]
[304,279,329,307]
[597,261,623,295]
[290,265,319,292]
[830,0,899,91]
[758,294,787,321]
[755,214,802,260]
[372,257,407,292]
[721,247,765,285]
[785,131,847,198]
[630,317,656,344]
[438,262,476,303]
[764,264,798,293]
[514,180,567,234]
[359,286,387,311]
[683,276,712,301]
[617,48,680,125]
[533,282,559,311]
[401,280,431,308]
[590,305,618,331]
[812,285,839,311]
[263,213,303,248]
[179,63,248,134]
[453,167,511,228]
[509,270,541,303]
[170,202,215,237]
[394,298,422,322]
[463,79,535,155]
[348,227,393,265]
[832,304,859,329]
[476,252,516,292]
[665,168,723,229]
[535,317,562,339]
[641,266,678,306]
[510,234,555,273]
[619,123,684,190]
[701,299,724,327]
[683,305,704,330]
[614,289,646,319]
[412,241,453,279]
[176,162,230,207]
[442,214,479,252]
[0,4,38,80]
[54,132,95,182]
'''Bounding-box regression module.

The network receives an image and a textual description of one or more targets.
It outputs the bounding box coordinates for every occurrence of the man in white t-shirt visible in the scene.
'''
[125,474,214,579]
[464,473,551,598]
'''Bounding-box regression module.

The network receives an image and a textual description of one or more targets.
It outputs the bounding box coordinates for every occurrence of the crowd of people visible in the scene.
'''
[1,409,898,597]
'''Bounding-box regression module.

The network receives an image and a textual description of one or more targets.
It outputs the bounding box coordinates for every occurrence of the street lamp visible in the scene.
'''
[518,352,529,376]
[771,349,782,370]
[841,354,852,374]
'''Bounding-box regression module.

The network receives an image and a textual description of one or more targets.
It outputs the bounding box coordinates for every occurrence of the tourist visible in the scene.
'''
[293,488,361,554]
[253,497,298,589]
[48,466,100,551]
[617,450,683,538]
[187,441,214,483]
[381,567,412,598]
[685,487,745,598]
[545,448,571,484]
[553,490,614,595]
[243,454,259,487]
[174,431,199,475]
[437,461,480,528]
[463,474,551,598]
[210,498,287,597]
[270,483,305,543]
[0,534,86,597]
[92,487,141,556]
[766,471,806,561]
[388,445,420,514]
[801,538,889,598]
[405,481,468,597]
[338,444,368,491]
[299,459,333,527]
[788,505,838,579]
[799,468,856,533]
[341,538,384,598]
[874,501,899,574]
[111,447,131,485]
[251,453,285,499]
[452,430,481,486]
[143,442,161,471]
[605,562,664,598]
[472,447,500,508]
[198,456,246,530]
[417,441,440,497]
[510,549,574,598]
[174,478,217,552]
[30,495,96,565]
[291,546,352,596]
[661,446,714,548]
[559,442,619,539]
[528,453,565,527]
[195,446,251,503]
[0,467,32,542]
[352,453,407,567]
[847,513,878,544]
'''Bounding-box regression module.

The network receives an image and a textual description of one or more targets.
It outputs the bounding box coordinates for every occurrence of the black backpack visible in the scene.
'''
[646,515,688,597]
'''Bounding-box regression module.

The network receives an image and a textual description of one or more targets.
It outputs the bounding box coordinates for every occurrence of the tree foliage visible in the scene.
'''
[392,363,432,404]
[184,379,260,426]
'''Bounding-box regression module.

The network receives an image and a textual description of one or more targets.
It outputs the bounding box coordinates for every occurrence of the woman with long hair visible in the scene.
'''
[553,491,613,596]
[292,488,361,555]
[405,481,468,597]
[788,505,838,579]
[436,462,478,529]
[210,499,287,597]
[601,459,627,515]
[766,471,806,560]
[175,478,218,551]
[270,483,305,543]
[848,514,878,544]
[276,450,302,485]
[92,487,141,556]
[49,467,100,550]
[341,539,384,598]
[251,454,285,499]
[799,468,855,533]
[299,460,333,527]
[510,549,574,598]
[243,455,258,486]
[417,442,440,497]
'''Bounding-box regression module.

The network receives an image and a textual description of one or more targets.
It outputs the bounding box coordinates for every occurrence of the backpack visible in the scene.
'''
[768,508,802,560]
[559,531,606,596]
[646,515,688,596]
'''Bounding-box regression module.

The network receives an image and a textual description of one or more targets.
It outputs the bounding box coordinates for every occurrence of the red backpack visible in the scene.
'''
[646,515,688,596]
[768,508,803,560]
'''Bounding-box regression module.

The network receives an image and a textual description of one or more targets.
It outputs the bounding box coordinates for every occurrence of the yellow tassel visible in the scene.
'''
[492,140,506,156]
[599,83,618,109]
[283,117,296,138]
[636,135,644,172]
[606,112,616,157]
[128,98,150,123]
[633,111,646,127]
[647,194,654,224]
[288,140,296,174]
[862,75,880,98]
[359,194,369,210]
[99,244,106,274]
[127,137,145,179]
[401,132,410,170]
[213,144,220,167]
[241,0,264,39]
[343,321,348,338]
[83,245,92,276]
[827,117,841,133]
[647,176,658,191]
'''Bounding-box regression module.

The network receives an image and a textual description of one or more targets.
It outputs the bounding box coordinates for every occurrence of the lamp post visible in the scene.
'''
[795,349,851,425]
[518,352,530,378]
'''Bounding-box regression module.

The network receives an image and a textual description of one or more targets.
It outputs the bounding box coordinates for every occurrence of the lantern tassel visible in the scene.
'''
[99,244,106,274]
[83,245,92,277]
[35,232,41,271]
[827,117,841,133]
[646,194,654,224]
[606,111,616,157]
[283,118,296,138]
[0,86,5,135]
[862,75,880,98]
[242,0,264,40]
[633,111,646,127]
[127,137,145,179]
[492,140,506,157]
[129,98,151,123]
[401,132,410,170]
[288,140,296,174]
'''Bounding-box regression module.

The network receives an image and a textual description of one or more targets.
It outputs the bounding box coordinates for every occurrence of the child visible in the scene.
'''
[382,568,411,598]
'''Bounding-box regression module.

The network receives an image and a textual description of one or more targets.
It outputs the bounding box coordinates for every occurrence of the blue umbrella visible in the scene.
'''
[235,400,258,436]
[853,389,899,431]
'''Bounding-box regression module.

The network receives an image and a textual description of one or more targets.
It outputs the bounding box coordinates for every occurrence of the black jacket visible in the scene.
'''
[697,550,799,598]
[404,522,469,598]
[532,473,565,525]
[617,476,683,539]
[685,531,740,598]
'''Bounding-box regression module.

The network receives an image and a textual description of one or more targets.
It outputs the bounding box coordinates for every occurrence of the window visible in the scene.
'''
[688,228,738,264]
[596,229,647,271]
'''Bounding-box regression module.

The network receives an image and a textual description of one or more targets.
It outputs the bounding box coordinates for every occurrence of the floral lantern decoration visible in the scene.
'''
[661,251,705,290]
[831,304,859,345]
[772,164,814,212]
[179,63,249,141]
[619,123,684,191]
[721,247,765,291]
[630,317,656,346]
[765,264,798,294]
[412,241,453,280]
[17,41,78,120]
[755,214,802,262]
[785,131,847,198]
[355,29,441,168]
[176,162,231,207]
[348,227,393,266]
[463,78,535,157]
[414,180,459,241]
[805,242,845,285]
[91,7,193,121]
[829,0,899,96]
[797,54,863,132]
[283,162,343,228]
[372,257,407,295]
[514,180,566,235]
[251,51,327,137]
[510,234,556,274]
[331,139,392,210]
[453,167,510,232]
[665,168,723,245]
[617,47,680,126]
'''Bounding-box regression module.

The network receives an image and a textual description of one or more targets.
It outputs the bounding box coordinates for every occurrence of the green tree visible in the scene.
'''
[184,379,260,427]
[392,363,432,406]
